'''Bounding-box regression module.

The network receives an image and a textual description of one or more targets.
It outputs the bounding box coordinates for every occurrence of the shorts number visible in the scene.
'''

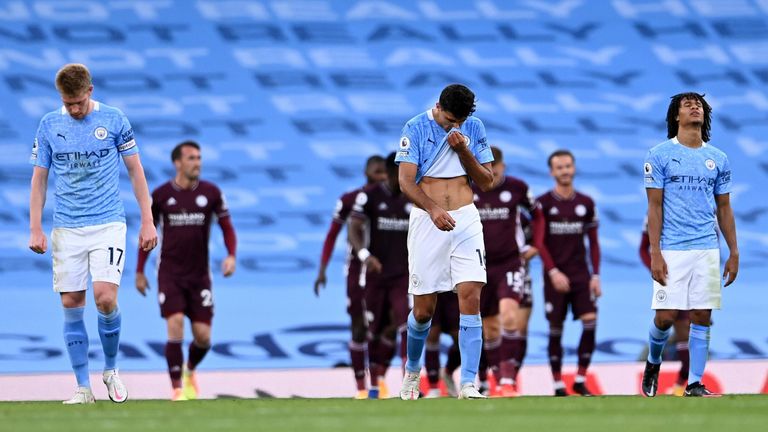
[476,249,486,268]
[201,289,213,307]
[506,271,523,292]
[108,247,124,266]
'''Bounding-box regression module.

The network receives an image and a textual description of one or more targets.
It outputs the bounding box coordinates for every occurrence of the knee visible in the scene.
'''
[689,311,712,326]
[94,292,117,313]
[194,335,211,347]
[654,318,675,330]
[412,308,433,323]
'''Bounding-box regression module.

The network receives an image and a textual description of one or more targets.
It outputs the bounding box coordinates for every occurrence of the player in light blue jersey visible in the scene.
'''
[28,64,157,404]
[641,92,738,398]
[396,84,494,400]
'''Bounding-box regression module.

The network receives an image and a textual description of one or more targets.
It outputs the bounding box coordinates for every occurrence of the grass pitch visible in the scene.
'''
[1,395,767,432]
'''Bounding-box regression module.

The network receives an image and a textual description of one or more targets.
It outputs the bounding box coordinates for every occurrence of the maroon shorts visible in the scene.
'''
[364,273,409,336]
[346,258,366,318]
[158,273,213,323]
[433,291,460,333]
[543,278,596,323]
[483,259,532,315]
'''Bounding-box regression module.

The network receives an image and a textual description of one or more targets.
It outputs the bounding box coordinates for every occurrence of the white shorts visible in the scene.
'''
[651,249,721,310]
[407,204,486,295]
[51,222,127,292]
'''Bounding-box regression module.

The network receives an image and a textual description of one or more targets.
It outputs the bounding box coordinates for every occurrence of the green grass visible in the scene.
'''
[1,396,767,432]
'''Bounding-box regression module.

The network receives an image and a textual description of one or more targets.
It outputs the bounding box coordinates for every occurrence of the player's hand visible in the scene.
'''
[135,272,149,296]
[650,251,667,286]
[446,130,469,152]
[723,253,739,287]
[139,222,158,252]
[313,270,327,297]
[222,255,236,278]
[365,255,383,274]
[28,228,47,254]
[549,269,570,293]
[429,207,456,231]
[590,275,602,298]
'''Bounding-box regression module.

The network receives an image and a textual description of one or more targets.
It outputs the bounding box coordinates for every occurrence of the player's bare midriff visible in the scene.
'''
[420,175,473,211]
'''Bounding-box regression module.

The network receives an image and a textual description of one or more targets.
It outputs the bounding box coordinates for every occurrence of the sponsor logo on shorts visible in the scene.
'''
[94,127,108,140]
[655,290,667,302]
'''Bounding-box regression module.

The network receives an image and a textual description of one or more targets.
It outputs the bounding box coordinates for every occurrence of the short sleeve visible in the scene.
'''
[470,120,493,164]
[395,123,420,165]
[643,150,664,189]
[30,121,52,168]
[350,191,369,219]
[116,112,138,155]
[714,154,732,195]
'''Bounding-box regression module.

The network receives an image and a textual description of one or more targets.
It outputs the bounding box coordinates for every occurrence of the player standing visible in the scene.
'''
[313,155,386,398]
[534,149,601,397]
[473,146,539,397]
[640,217,689,396]
[28,63,157,404]
[348,152,411,399]
[135,141,237,401]
[396,84,494,400]
[641,92,738,397]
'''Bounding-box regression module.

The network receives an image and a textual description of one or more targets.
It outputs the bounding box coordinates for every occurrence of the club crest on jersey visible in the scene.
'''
[196,195,208,207]
[94,127,108,140]
[378,202,388,211]
[167,197,177,206]
[400,136,410,150]
[499,190,512,203]
[549,207,559,215]
[575,204,587,217]
[705,159,716,170]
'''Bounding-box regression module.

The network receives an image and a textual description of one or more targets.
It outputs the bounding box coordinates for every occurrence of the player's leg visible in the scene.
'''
[544,280,568,396]
[53,227,94,404]
[88,222,127,403]
[570,283,598,396]
[512,307,532,390]
[498,298,522,395]
[480,314,500,396]
[440,294,461,397]
[455,281,485,399]
[424,323,443,398]
[400,293,438,400]
[347,259,369,398]
[669,311,690,396]
[165,313,186,400]
[365,276,389,398]
[184,277,214,400]
[684,249,721,397]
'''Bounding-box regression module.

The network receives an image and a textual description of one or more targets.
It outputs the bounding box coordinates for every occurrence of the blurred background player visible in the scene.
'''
[313,155,386,399]
[28,63,157,404]
[473,146,540,397]
[349,152,411,399]
[534,150,601,397]
[424,293,460,398]
[640,216,689,396]
[135,141,237,401]
[397,84,494,400]
[641,92,738,398]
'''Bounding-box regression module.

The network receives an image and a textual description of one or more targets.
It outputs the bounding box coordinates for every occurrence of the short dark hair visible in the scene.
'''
[439,84,476,119]
[666,92,712,142]
[366,155,385,169]
[171,140,201,162]
[547,149,574,167]
[491,146,503,163]
[385,152,397,171]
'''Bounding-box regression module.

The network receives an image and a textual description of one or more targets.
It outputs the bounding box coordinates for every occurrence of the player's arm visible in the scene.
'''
[715,193,738,287]
[446,131,493,191]
[218,215,237,277]
[532,205,569,291]
[348,213,382,274]
[123,154,158,252]
[587,225,601,298]
[399,162,456,231]
[314,220,344,296]
[28,166,49,254]
[639,231,652,271]
[646,188,667,286]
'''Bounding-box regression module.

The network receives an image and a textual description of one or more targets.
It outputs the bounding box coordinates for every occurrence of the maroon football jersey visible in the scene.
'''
[473,176,537,265]
[334,188,361,262]
[351,183,410,279]
[536,190,598,282]
[152,180,229,277]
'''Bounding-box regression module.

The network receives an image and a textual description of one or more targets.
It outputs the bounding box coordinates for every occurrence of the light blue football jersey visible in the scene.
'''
[644,137,731,250]
[29,101,138,228]
[395,110,494,183]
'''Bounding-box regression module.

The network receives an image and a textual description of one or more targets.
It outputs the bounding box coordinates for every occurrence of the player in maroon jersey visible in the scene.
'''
[534,149,600,397]
[312,155,386,399]
[473,146,540,397]
[640,217,689,396]
[348,152,411,399]
[135,141,237,401]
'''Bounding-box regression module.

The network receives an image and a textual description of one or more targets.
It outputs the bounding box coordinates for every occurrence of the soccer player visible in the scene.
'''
[135,141,237,401]
[28,63,157,404]
[640,217,689,396]
[473,146,539,397]
[424,293,460,398]
[313,155,386,398]
[641,92,738,398]
[396,84,494,400]
[534,149,601,397]
[348,152,411,399]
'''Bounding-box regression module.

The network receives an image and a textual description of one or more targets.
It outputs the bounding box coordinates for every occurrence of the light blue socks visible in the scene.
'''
[405,311,431,373]
[98,305,122,370]
[459,314,482,386]
[63,307,90,387]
